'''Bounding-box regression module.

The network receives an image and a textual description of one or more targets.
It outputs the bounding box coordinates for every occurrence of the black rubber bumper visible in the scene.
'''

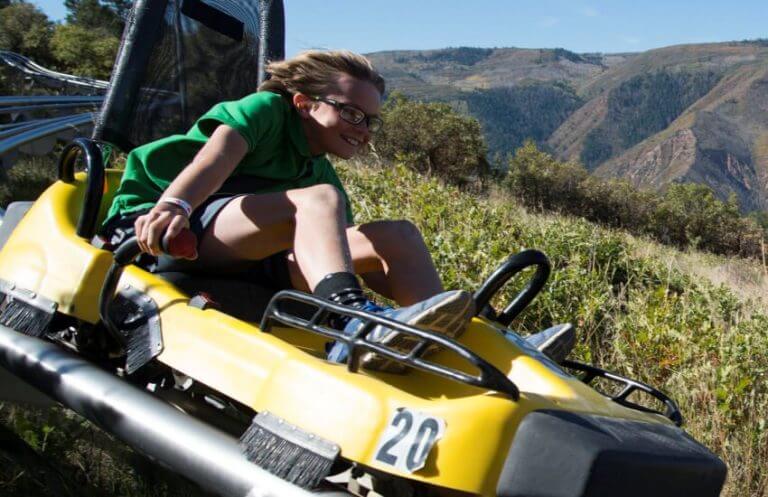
[496,410,726,497]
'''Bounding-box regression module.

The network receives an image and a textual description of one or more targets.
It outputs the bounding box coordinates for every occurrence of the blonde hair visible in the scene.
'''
[258,50,385,100]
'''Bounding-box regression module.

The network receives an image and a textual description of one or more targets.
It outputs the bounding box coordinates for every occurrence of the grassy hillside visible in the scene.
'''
[338,161,767,497]
[1,160,766,496]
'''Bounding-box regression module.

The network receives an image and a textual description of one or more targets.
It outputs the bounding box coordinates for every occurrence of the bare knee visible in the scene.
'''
[294,184,345,218]
[365,220,425,256]
[390,220,423,245]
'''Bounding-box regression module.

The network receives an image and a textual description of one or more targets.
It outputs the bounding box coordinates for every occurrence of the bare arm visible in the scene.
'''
[134,125,249,256]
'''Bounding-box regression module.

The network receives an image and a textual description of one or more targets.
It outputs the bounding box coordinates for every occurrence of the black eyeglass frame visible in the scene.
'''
[312,96,383,133]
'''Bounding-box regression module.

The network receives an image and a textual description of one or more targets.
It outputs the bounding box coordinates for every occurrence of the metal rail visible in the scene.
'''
[0,95,104,107]
[562,360,684,426]
[0,52,105,166]
[0,113,95,140]
[0,51,108,91]
[0,113,93,157]
[0,102,101,115]
[0,324,350,497]
[262,290,521,400]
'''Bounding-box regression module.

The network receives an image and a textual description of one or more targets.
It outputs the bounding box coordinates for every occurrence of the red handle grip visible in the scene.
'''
[161,228,198,259]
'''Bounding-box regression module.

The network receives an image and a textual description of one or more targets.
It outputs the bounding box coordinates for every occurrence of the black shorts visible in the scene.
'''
[99,194,293,290]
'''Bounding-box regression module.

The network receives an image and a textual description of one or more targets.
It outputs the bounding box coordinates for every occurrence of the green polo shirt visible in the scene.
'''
[105,91,354,223]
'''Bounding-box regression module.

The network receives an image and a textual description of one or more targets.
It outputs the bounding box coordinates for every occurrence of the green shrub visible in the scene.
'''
[50,23,119,80]
[505,140,588,210]
[651,184,763,256]
[371,92,489,184]
[504,142,766,260]
[0,2,55,66]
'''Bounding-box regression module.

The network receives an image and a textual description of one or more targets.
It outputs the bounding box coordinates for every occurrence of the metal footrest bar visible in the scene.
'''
[562,360,683,426]
[261,290,520,400]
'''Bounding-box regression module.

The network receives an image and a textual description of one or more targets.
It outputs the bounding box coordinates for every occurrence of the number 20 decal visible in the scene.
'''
[374,408,446,473]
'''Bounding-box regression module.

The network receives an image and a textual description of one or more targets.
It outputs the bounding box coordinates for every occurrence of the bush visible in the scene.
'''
[0,2,55,66]
[371,92,489,184]
[504,142,766,260]
[505,140,588,211]
[651,184,763,256]
[0,156,58,207]
[580,176,659,230]
[50,23,119,80]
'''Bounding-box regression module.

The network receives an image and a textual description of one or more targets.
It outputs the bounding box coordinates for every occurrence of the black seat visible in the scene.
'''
[158,272,278,322]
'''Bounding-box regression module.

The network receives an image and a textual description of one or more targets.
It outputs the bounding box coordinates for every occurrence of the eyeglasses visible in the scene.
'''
[313,97,383,133]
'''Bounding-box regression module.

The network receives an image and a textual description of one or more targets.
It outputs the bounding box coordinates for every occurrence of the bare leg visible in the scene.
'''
[194,184,351,290]
[193,187,442,305]
[193,188,469,373]
[286,220,443,306]
[353,221,443,305]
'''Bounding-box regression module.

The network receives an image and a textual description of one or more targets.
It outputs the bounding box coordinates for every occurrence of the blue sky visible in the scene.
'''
[32,0,767,56]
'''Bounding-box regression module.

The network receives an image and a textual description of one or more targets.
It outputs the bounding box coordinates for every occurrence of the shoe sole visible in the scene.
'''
[361,291,475,372]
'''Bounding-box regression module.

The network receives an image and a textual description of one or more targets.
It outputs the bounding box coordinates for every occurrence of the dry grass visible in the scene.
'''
[631,235,768,307]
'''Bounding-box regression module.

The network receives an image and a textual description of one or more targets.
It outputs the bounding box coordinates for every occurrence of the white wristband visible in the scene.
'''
[159,197,192,217]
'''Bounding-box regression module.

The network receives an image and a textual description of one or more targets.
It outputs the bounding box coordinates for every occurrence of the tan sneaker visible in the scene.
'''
[328,290,475,373]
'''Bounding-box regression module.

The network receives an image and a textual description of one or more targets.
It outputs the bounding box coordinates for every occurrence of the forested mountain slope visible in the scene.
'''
[369,41,768,212]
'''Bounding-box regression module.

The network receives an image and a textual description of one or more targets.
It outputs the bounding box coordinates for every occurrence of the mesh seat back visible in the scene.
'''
[94,0,284,152]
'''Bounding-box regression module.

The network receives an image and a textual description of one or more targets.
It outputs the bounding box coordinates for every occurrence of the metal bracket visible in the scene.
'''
[110,284,163,374]
[0,279,57,337]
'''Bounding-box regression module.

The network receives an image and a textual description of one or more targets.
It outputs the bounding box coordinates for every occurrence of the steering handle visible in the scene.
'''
[99,228,197,348]
[473,249,551,327]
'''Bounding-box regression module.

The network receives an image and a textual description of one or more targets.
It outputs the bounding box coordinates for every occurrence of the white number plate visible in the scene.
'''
[374,408,446,473]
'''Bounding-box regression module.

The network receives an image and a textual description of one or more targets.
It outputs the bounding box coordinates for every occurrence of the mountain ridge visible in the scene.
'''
[367,40,768,212]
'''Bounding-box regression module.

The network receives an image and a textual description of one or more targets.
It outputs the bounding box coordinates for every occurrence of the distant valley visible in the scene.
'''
[367,41,768,212]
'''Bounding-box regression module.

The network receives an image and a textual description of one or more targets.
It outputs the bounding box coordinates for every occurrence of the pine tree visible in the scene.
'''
[0,2,54,65]
[64,0,125,36]
[103,0,131,19]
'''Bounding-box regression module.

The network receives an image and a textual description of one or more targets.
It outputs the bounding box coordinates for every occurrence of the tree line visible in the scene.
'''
[0,0,125,84]
[462,81,583,157]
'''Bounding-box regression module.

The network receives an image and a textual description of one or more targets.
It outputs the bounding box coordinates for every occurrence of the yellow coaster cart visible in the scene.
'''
[0,1,726,496]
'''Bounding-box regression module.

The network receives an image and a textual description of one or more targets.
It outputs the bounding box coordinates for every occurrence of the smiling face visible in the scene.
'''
[296,74,382,159]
